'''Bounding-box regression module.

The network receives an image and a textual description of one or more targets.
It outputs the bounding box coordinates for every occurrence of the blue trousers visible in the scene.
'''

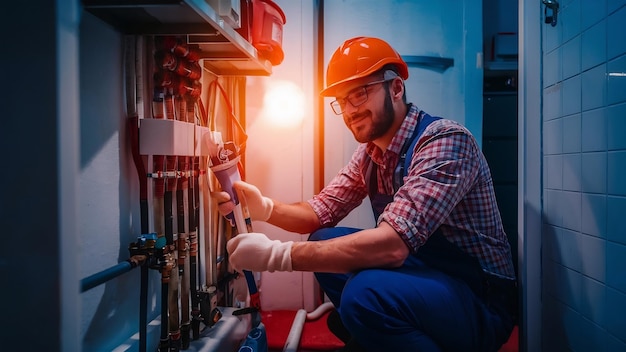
[309,227,513,352]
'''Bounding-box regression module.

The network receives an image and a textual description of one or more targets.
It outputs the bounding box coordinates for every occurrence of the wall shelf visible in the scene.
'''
[401,55,454,72]
[83,0,272,76]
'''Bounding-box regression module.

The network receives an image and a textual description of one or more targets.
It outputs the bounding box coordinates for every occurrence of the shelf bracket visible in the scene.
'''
[401,55,454,72]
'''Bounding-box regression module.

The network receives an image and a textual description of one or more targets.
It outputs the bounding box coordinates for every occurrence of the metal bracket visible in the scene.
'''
[542,0,559,27]
[401,55,454,72]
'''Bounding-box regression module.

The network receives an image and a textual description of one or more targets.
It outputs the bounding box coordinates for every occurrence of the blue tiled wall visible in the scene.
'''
[541,0,626,350]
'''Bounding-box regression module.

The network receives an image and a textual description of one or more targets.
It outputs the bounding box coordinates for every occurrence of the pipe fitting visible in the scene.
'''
[128,255,148,268]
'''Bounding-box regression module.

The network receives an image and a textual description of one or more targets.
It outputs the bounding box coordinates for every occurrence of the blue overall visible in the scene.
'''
[308,114,515,351]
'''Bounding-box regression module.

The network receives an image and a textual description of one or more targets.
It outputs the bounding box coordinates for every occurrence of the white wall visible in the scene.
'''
[78,12,162,352]
[245,0,319,311]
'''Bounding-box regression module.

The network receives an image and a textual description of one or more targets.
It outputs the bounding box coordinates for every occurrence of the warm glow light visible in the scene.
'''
[261,80,305,128]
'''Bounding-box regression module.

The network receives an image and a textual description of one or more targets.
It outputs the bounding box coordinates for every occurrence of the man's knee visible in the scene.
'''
[339,271,384,322]
[308,228,335,242]
[338,272,396,349]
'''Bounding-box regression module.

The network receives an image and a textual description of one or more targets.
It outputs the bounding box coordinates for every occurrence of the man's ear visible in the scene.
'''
[391,78,404,99]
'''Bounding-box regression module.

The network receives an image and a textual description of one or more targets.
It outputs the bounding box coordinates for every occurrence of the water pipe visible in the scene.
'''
[282,309,307,352]
[80,255,146,293]
[282,302,335,352]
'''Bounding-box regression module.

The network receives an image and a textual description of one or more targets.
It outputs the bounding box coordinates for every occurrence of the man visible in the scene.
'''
[220,36,517,351]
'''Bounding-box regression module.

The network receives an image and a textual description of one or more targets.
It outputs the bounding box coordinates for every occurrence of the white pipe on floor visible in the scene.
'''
[306,302,335,321]
[282,302,336,352]
[283,309,307,352]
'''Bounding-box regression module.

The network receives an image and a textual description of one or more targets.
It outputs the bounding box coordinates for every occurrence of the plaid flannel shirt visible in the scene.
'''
[308,104,515,279]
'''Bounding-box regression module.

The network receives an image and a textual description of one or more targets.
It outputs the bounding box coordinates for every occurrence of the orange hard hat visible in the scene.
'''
[320,37,409,97]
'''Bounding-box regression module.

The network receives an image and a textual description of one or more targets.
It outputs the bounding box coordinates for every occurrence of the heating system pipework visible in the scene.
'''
[82,32,266,351]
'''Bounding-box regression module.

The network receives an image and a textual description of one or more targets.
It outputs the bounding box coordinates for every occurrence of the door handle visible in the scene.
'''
[542,0,559,27]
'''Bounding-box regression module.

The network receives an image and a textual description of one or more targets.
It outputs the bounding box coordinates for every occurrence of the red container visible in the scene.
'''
[251,0,286,65]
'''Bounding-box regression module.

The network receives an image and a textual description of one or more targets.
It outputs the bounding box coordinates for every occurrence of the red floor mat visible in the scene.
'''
[261,310,344,351]
[262,310,517,352]
[499,325,519,352]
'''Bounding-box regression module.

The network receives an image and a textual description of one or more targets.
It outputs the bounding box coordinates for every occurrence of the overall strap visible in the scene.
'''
[393,113,442,191]
[366,112,441,219]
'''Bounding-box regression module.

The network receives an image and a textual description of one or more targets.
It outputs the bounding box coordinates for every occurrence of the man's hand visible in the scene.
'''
[211,181,274,221]
[211,189,235,215]
[227,233,293,273]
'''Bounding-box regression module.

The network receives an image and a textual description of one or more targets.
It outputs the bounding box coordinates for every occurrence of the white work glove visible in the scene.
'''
[212,181,274,222]
[227,233,293,273]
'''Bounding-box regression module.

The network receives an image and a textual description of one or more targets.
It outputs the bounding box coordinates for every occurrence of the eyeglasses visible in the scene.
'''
[330,79,390,115]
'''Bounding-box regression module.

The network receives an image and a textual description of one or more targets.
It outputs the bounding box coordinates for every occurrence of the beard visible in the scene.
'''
[346,88,395,143]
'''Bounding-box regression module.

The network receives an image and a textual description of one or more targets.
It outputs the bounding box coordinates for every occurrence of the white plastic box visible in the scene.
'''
[139,118,219,157]
[139,119,195,156]
[207,0,242,29]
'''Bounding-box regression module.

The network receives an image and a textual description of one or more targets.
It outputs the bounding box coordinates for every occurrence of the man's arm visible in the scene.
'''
[290,221,410,273]
[267,199,322,234]
[223,181,322,233]
[227,221,410,274]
